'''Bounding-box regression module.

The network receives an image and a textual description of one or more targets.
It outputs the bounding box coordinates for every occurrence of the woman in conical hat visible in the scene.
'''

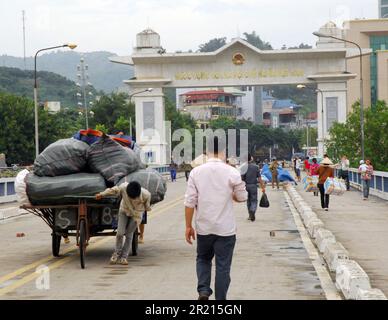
[317,157,334,211]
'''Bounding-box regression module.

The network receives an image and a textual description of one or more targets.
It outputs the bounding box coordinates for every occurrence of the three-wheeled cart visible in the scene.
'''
[21,196,138,269]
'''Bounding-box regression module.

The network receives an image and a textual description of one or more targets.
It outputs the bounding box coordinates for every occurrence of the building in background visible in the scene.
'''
[239,86,263,124]
[179,89,243,128]
[379,0,388,18]
[316,19,388,112]
[44,101,61,113]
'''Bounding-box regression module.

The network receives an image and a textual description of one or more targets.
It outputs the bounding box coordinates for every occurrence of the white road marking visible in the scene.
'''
[284,191,342,300]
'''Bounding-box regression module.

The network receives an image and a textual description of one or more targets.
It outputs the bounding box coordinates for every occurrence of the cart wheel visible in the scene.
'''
[52,233,61,257]
[132,229,138,256]
[79,220,86,269]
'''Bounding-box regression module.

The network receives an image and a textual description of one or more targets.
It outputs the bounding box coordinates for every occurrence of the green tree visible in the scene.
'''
[288,43,313,49]
[114,116,130,133]
[198,37,227,52]
[0,92,80,165]
[95,124,108,134]
[243,31,273,50]
[91,93,134,134]
[299,127,318,148]
[326,101,388,170]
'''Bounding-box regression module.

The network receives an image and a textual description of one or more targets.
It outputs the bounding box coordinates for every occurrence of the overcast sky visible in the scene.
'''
[0,0,378,57]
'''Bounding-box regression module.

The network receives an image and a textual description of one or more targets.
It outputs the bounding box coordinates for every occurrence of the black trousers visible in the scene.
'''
[318,184,330,209]
[339,170,350,190]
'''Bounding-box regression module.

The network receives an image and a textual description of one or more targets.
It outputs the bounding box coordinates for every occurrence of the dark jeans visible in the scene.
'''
[246,184,258,215]
[170,169,176,181]
[339,170,350,190]
[362,180,370,198]
[185,171,190,181]
[196,234,236,300]
[318,184,330,209]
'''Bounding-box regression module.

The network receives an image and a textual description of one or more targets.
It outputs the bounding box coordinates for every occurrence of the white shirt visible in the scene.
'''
[296,159,301,169]
[184,158,248,236]
[341,159,350,171]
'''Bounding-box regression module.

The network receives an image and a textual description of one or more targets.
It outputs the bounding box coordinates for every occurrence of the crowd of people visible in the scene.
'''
[104,147,374,299]
[301,154,375,212]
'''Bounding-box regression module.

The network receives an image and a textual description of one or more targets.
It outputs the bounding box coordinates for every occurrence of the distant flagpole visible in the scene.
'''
[22,10,26,70]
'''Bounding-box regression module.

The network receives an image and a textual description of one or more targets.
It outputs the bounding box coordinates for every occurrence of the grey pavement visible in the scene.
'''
[295,173,388,296]
[0,179,326,300]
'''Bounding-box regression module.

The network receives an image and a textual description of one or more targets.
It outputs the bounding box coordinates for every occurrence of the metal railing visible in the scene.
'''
[0,177,17,204]
[335,168,388,201]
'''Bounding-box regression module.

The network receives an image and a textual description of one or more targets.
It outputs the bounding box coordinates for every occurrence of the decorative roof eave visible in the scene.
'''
[307,73,357,81]
[123,78,172,86]
[129,38,348,64]
[109,56,134,66]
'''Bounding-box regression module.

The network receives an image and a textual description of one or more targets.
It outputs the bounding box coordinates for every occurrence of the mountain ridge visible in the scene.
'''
[0,51,134,93]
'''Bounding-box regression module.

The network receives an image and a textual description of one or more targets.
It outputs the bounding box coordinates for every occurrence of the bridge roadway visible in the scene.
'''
[0,175,385,300]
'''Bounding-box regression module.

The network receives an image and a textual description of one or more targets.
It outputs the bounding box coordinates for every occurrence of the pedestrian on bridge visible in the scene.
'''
[337,155,350,191]
[269,158,280,190]
[317,158,334,211]
[96,181,152,265]
[184,138,248,300]
[242,154,266,221]
[359,159,374,200]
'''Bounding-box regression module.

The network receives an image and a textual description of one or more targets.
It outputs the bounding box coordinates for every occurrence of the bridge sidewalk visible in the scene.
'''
[294,176,388,295]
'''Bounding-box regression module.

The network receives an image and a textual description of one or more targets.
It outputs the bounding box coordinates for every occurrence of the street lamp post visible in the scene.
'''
[34,44,77,158]
[313,31,365,160]
[128,88,153,138]
[297,84,325,156]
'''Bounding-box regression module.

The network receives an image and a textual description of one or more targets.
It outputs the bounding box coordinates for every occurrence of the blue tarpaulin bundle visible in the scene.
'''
[261,164,296,183]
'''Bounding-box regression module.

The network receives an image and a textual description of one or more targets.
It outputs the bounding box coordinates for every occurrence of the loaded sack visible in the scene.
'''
[118,168,167,205]
[87,135,140,185]
[33,138,89,177]
[26,173,107,205]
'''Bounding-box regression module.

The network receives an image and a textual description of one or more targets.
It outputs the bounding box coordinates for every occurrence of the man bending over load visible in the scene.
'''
[96,181,151,265]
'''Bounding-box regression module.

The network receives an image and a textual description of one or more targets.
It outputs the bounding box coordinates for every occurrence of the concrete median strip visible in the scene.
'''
[323,242,349,272]
[315,229,336,254]
[336,260,371,300]
[285,184,387,300]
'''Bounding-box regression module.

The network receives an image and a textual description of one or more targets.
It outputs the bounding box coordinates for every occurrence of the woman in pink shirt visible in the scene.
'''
[359,159,374,200]
[309,158,320,176]
[309,158,320,197]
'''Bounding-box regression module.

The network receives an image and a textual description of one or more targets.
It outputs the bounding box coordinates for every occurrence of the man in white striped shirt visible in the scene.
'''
[184,140,248,300]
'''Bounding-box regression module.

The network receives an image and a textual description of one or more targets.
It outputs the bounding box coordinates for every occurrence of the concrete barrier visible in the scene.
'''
[336,260,371,300]
[356,288,387,300]
[306,219,324,239]
[315,229,336,253]
[287,183,387,300]
[323,242,349,272]
[0,207,26,222]
[301,209,317,223]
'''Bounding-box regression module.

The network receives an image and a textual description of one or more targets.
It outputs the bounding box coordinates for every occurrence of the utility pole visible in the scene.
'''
[22,10,26,70]
[77,56,93,129]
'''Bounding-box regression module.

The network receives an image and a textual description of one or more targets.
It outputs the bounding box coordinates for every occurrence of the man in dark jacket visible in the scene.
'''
[241,154,266,222]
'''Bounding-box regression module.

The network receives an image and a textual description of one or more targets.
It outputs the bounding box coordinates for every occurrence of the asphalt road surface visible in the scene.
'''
[0,178,338,300]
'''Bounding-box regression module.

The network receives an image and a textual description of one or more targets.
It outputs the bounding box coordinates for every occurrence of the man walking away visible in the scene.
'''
[184,139,248,300]
[242,154,266,222]
[269,158,280,190]
[338,155,350,191]
[295,157,302,182]
[317,158,334,211]
[169,162,177,182]
[182,161,192,182]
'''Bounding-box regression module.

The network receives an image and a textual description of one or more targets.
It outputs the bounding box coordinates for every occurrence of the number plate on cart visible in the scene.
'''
[54,207,119,229]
